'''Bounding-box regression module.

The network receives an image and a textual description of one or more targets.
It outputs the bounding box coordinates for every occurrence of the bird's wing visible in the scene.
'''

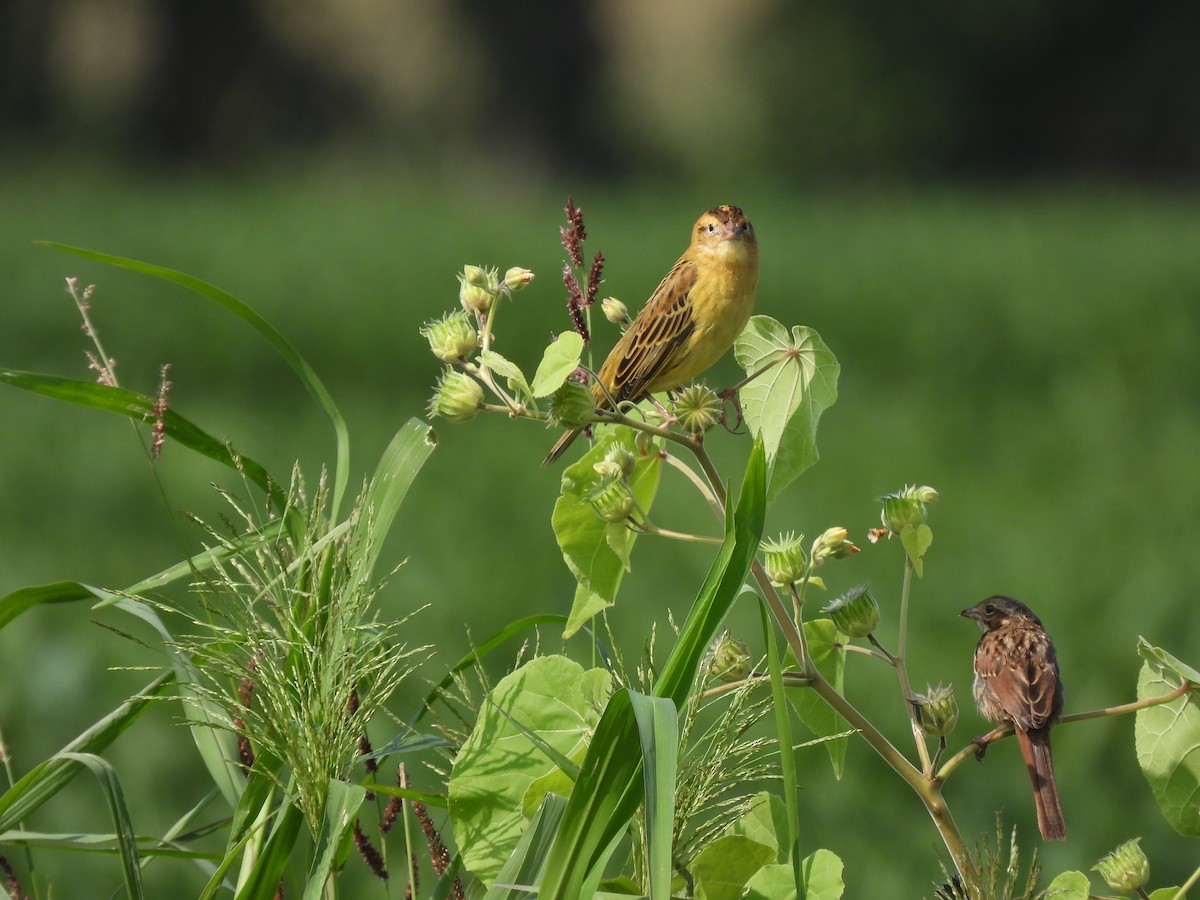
[981,638,1060,731]
[600,257,699,404]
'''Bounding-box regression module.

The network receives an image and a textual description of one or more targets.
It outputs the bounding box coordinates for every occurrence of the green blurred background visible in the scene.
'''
[2,2,1199,896]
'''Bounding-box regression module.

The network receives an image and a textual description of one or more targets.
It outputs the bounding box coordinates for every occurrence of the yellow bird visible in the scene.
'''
[544,204,759,464]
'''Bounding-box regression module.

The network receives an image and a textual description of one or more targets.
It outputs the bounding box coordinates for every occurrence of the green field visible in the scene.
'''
[3,160,1199,895]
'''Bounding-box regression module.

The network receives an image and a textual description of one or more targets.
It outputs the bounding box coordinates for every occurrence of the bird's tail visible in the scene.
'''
[1017,728,1066,841]
[542,428,581,466]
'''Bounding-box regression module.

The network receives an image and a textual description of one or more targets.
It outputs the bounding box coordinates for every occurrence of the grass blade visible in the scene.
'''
[56,752,143,899]
[0,369,286,510]
[0,672,174,831]
[629,690,678,900]
[35,243,350,516]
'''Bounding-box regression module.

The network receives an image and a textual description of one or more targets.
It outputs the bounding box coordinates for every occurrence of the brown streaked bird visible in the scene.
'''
[543,204,759,465]
[962,595,1066,841]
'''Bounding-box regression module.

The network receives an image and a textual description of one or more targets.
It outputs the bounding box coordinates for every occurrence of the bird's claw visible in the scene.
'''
[718,387,745,434]
[971,735,990,761]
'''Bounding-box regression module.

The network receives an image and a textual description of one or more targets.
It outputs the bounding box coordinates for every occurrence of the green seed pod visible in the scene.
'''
[1094,838,1150,893]
[822,583,880,638]
[879,484,938,534]
[549,381,596,429]
[420,311,478,362]
[588,478,634,523]
[709,632,752,683]
[911,684,958,738]
[428,368,483,422]
[760,532,807,587]
[674,383,723,435]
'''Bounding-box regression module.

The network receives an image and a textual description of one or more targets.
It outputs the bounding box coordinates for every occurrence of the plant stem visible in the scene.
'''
[894,557,933,774]
[682,438,978,885]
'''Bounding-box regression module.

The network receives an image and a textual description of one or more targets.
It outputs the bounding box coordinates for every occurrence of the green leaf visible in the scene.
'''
[553,429,661,637]
[483,793,569,900]
[0,672,174,831]
[692,835,776,900]
[351,418,437,582]
[302,781,366,900]
[1149,889,1187,900]
[786,619,849,777]
[481,349,533,402]
[537,440,767,900]
[532,332,585,397]
[733,317,839,501]
[0,369,287,512]
[113,597,245,812]
[629,691,679,900]
[449,655,612,885]
[742,850,844,900]
[900,523,933,578]
[234,802,303,900]
[724,791,790,862]
[1135,638,1200,835]
[1042,870,1091,898]
[36,243,351,516]
[57,752,143,899]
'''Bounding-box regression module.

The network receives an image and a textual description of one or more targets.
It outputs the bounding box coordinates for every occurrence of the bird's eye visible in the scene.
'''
[706,223,716,232]
[983,603,996,615]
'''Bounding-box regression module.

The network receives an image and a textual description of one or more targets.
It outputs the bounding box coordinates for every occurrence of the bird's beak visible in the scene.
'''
[959,607,976,620]
[722,220,745,239]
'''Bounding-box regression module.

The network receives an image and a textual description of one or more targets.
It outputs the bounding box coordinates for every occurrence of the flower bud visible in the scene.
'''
[458,265,500,313]
[601,297,630,326]
[420,311,477,362]
[879,484,938,534]
[760,532,807,587]
[1094,838,1150,893]
[811,526,860,563]
[587,477,635,523]
[604,446,636,478]
[911,684,958,738]
[592,460,624,480]
[504,267,535,292]
[462,265,494,289]
[822,583,880,638]
[548,381,596,429]
[709,632,752,683]
[428,368,483,422]
[674,383,723,435]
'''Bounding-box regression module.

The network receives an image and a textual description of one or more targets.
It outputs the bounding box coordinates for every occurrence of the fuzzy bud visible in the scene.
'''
[504,267,535,293]
[822,583,880,638]
[428,368,483,422]
[601,297,630,326]
[879,484,939,534]
[709,632,752,683]
[811,526,860,563]
[548,381,596,429]
[1094,838,1150,893]
[761,532,807,587]
[674,383,724,435]
[911,684,959,738]
[420,311,477,362]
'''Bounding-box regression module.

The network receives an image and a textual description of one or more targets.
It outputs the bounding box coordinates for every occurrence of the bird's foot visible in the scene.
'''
[717,387,745,434]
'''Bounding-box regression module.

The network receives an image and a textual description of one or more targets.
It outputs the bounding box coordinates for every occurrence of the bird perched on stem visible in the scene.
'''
[543,204,759,465]
[962,595,1066,841]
